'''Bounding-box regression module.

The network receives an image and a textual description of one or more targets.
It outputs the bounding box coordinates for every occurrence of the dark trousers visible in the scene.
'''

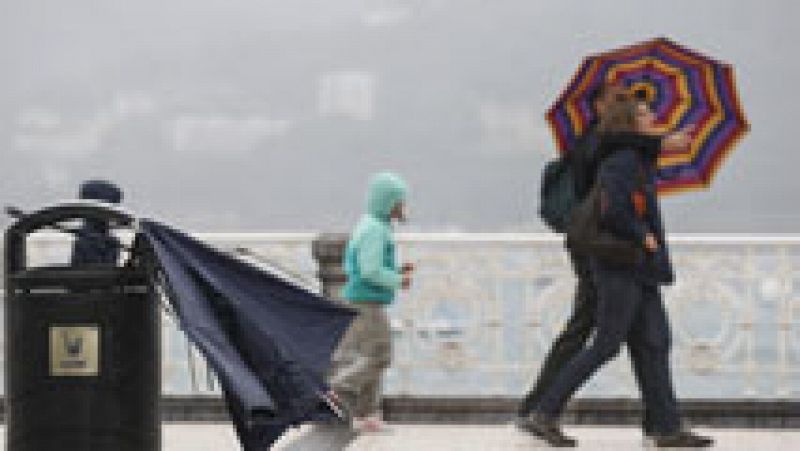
[519,252,596,416]
[536,267,681,435]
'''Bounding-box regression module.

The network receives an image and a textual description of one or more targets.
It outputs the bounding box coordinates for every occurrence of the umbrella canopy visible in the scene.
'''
[137,220,356,449]
[546,37,749,193]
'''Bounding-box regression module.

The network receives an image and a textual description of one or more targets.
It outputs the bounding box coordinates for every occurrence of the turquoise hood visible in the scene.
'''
[342,172,408,303]
[366,172,408,220]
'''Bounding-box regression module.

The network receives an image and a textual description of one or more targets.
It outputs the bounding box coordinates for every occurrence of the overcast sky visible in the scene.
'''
[1,0,797,233]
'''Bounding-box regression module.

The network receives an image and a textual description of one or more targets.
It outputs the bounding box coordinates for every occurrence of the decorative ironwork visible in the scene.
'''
[11,233,800,400]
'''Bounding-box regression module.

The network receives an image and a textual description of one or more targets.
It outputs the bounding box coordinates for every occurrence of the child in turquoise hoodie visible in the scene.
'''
[331,172,413,432]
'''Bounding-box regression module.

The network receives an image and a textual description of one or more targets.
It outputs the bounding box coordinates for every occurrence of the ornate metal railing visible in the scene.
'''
[7,233,800,400]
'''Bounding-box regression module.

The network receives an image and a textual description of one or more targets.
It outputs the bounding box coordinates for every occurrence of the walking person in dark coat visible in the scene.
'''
[524,95,713,448]
[517,84,624,425]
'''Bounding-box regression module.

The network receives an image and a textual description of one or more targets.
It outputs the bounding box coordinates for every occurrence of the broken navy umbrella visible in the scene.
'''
[136,220,356,449]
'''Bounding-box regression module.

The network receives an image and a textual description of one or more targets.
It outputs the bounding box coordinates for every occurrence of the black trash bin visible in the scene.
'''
[4,202,160,451]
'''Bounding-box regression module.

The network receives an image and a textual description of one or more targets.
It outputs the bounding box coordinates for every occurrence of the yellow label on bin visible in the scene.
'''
[49,325,100,376]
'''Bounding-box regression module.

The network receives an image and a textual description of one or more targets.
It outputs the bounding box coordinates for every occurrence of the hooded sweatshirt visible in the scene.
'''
[342,172,408,303]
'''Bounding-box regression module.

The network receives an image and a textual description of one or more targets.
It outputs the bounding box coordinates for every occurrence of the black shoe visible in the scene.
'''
[515,412,577,447]
[515,415,537,434]
[651,430,714,448]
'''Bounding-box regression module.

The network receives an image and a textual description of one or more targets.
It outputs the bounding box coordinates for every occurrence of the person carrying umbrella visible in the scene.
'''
[524,93,713,448]
[329,172,414,434]
[518,82,691,428]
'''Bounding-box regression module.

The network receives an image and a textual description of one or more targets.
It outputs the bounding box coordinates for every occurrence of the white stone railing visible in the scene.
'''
[7,233,800,399]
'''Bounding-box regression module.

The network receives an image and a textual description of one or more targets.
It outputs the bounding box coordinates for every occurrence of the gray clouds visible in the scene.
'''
[1,0,797,232]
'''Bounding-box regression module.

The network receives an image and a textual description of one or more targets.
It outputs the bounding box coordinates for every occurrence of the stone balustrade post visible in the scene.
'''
[311,233,349,301]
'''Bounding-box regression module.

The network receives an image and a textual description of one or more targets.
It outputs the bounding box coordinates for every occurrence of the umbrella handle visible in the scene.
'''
[319,390,351,421]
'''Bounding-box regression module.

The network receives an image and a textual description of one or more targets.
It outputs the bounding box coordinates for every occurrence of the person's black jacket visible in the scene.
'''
[594,133,674,286]
[71,180,123,265]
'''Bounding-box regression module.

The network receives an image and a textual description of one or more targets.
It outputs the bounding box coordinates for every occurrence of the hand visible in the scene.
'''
[401,274,412,290]
[644,233,659,253]
[662,124,695,151]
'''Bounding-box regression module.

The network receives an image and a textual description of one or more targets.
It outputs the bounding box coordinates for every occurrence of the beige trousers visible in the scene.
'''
[329,302,392,418]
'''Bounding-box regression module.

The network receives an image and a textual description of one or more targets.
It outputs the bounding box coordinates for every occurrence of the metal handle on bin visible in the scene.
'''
[4,202,135,274]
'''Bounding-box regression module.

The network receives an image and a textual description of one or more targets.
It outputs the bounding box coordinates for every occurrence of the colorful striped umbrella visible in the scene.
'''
[546,37,749,193]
